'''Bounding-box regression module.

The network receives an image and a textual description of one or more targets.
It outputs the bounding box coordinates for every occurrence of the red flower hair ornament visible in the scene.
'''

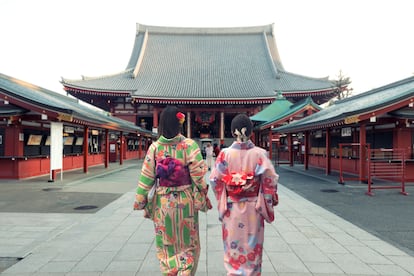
[176,112,185,124]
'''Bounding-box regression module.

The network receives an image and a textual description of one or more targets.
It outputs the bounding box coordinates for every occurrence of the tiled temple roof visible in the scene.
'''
[62,23,336,104]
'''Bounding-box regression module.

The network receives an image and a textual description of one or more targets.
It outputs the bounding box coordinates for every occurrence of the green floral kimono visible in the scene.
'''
[135,134,209,275]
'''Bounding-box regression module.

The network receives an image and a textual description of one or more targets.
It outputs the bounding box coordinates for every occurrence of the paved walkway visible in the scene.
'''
[1,159,414,275]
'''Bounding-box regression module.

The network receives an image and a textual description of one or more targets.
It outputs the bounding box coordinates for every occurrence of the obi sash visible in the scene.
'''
[156,157,191,187]
[223,171,259,198]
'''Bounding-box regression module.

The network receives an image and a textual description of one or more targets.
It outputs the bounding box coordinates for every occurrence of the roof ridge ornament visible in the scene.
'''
[276,91,285,100]
[132,29,149,78]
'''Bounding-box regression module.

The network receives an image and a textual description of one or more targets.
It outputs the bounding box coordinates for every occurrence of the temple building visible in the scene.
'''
[61,23,341,146]
[0,73,154,179]
[273,76,414,189]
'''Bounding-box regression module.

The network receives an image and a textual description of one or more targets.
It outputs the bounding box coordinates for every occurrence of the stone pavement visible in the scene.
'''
[1,159,414,275]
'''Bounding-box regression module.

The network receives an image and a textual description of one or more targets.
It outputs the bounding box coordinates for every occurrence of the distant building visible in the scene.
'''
[62,23,340,145]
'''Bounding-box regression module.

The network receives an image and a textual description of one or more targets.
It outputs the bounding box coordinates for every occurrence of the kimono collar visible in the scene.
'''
[158,134,185,144]
[230,140,255,150]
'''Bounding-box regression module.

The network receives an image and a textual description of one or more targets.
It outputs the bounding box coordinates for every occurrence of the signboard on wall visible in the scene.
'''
[315,130,322,138]
[64,126,75,134]
[50,122,63,172]
[341,127,352,137]
[110,144,116,153]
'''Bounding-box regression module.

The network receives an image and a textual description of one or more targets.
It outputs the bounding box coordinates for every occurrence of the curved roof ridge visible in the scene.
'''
[136,22,274,35]
[132,29,149,78]
[262,32,279,79]
[271,26,284,71]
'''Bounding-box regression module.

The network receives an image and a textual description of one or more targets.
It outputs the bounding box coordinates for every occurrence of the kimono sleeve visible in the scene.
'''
[185,139,208,191]
[134,143,157,209]
[255,149,279,206]
[209,149,228,201]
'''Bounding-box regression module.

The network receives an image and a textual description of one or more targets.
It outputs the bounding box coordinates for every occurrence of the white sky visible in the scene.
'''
[1,0,413,96]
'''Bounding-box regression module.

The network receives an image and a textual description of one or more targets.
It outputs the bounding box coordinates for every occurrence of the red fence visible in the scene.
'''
[366,148,408,196]
[338,144,408,196]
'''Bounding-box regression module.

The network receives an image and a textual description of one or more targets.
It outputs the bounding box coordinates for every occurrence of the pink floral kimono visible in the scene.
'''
[210,140,278,275]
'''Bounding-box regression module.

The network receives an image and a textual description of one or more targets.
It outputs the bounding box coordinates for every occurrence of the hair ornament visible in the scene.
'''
[234,127,248,142]
[176,112,185,124]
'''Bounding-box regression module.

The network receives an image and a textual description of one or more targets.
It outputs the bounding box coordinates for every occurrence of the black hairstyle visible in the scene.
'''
[158,106,181,139]
[231,114,253,137]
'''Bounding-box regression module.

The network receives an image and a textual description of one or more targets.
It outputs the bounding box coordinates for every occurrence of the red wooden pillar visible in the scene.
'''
[104,129,109,168]
[186,111,191,138]
[153,107,159,133]
[5,126,23,178]
[304,131,309,170]
[5,126,24,156]
[288,133,293,167]
[359,123,367,182]
[83,126,89,173]
[325,128,331,175]
[119,131,124,165]
[220,111,224,146]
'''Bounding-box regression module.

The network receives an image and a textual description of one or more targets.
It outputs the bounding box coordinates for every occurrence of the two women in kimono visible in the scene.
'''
[210,114,279,276]
[134,106,211,275]
[134,109,278,276]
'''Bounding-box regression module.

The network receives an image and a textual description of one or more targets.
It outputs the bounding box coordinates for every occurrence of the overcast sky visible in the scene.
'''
[1,0,413,96]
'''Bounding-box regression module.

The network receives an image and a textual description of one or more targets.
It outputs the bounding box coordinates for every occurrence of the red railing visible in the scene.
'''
[366,148,408,196]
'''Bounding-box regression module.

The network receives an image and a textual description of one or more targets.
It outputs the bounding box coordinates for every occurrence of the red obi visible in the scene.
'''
[223,172,259,198]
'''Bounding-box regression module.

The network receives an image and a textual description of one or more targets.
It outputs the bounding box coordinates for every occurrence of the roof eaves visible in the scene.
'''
[1,90,74,118]
[63,86,132,95]
[133,97,275,104]
[273,116,346,133]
